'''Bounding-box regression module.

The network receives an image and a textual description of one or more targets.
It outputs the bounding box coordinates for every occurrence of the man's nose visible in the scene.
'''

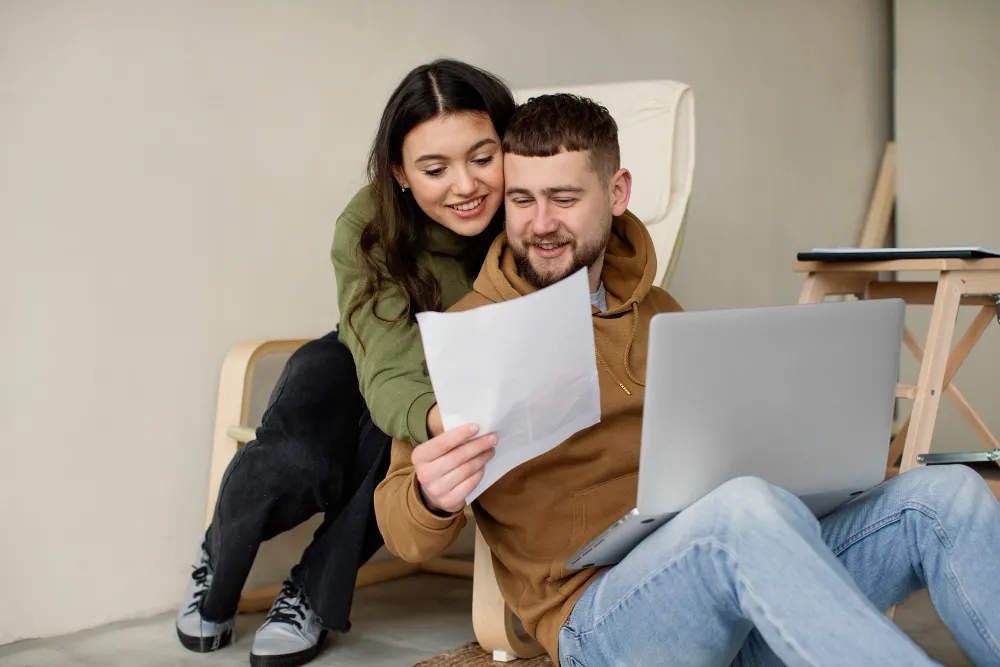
[530,202,560,235]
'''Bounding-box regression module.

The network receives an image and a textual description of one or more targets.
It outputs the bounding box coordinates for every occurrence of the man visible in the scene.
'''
[374,94,1000,666]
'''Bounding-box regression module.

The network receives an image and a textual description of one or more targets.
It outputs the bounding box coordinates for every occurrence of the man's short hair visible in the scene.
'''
[501,93,620,183]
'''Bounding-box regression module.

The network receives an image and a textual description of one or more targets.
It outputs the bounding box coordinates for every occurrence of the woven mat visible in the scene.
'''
[414,642,553,667]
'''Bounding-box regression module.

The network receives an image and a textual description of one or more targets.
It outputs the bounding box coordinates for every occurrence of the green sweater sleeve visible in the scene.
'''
[332,190,435,444]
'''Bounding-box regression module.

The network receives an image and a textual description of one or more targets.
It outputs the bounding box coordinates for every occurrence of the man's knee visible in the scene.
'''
[708,476,784,510]
[896,464,991,507]
[704,476,817,537]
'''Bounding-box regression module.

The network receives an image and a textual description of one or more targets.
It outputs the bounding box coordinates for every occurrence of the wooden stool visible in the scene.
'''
[795,257,1000,484]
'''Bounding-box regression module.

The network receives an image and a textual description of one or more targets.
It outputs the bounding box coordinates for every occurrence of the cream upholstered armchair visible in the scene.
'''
[205,78,695,662]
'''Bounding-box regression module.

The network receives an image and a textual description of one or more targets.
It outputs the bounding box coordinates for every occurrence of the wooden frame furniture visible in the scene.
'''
[795,258,1000,484]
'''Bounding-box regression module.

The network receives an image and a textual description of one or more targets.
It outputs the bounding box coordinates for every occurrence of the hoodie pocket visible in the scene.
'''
[550,472,639,591]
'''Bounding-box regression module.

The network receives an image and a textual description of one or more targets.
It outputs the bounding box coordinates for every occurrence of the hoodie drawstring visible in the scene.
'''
[623,302,645,388]
[595,302,645,396]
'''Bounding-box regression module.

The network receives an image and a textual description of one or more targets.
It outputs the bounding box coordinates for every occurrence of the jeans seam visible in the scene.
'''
[578,538,713,638]
[576,538,819,666]
[259,363,292,426]
[717,541,820,667]
[832,501,1000,660]
[829,502,940,556]
[211,441,256,522]
[944,557,1000,660]
[926,514,1000,661]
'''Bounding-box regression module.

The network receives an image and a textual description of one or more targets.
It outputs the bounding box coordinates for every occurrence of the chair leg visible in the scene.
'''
[472,527,544,660]
[420,556,474,579]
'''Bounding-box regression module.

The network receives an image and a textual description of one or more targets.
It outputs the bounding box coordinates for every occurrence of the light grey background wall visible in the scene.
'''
[0,0,891,643]
[894,0,1000,453]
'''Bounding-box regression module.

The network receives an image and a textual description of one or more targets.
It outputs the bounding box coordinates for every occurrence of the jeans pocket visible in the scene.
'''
[559,623,586,667]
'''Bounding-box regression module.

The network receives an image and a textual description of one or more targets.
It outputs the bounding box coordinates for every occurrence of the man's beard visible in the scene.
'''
[511,227,612,289]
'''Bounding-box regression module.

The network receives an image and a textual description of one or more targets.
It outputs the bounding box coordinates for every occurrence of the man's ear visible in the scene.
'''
[392,165,410,190]
[609,168,632,216]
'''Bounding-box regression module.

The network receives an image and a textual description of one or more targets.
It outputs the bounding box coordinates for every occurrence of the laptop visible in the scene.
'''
[566,298,905,570]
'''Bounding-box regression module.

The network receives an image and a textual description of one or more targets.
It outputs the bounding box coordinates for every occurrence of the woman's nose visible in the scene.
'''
[452,167,477,197]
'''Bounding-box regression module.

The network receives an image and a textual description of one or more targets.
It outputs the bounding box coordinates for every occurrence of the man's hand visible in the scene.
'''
[413,423,496,514]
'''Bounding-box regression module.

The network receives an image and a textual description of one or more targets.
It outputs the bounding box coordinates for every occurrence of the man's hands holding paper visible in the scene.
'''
[413,422,497,514]
[416,270,601,504]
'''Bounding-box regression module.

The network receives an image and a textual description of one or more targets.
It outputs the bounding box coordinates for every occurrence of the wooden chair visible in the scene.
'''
[204,79,696,661]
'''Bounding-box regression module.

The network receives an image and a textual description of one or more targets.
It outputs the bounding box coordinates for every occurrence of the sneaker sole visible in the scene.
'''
[249,631,327,667]
[176,626,233,653]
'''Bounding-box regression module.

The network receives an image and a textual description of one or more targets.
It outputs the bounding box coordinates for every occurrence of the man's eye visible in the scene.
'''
[511,198,533,206]
[555,198,576,206]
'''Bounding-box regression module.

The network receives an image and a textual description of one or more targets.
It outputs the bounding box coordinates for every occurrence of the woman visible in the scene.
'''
[175,59,515,667]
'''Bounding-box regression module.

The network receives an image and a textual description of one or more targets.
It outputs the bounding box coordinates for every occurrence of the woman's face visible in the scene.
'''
[394,112,504,237]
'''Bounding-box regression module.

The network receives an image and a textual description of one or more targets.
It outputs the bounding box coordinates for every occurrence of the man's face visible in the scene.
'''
[504,150,627,289]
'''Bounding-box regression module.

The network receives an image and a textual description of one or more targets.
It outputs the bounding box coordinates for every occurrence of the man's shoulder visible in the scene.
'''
[447,290,494,314]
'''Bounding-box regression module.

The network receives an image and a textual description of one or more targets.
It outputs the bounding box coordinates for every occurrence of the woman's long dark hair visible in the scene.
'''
[348,59,515,343]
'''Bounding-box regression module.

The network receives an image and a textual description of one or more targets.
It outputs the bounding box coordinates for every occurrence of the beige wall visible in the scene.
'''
[0,0,890,643]
[894,0,1000,452]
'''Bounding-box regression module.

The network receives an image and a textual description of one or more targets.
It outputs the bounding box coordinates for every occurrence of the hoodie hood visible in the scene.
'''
[472,208,657,315]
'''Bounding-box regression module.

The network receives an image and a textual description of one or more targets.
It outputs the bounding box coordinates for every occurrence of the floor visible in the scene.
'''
[0,575,973,667]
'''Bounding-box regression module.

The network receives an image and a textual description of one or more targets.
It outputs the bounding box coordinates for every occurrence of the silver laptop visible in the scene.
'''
[566,298,905,570]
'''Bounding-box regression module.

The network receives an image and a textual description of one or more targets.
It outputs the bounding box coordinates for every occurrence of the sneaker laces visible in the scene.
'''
[264,581,310,629]
[184,553,212,616]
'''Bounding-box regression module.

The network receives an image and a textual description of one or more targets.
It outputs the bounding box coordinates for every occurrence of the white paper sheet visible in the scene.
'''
[416,269,601,502]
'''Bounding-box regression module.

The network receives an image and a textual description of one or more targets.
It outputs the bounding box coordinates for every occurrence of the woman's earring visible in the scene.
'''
[401,186,407,193]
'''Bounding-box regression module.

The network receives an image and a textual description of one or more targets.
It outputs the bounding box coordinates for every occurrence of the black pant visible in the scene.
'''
[200,329,391,632]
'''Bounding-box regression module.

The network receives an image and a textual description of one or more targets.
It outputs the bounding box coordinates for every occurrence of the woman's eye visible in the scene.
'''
[473,155,495,166]
[423,168,445,177]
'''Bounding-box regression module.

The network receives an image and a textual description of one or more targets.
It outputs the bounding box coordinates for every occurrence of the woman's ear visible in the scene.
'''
[609,168,632,216]
[392,165,410,190]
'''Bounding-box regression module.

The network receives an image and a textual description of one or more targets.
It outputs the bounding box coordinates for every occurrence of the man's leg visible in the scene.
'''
[754,465,1000,666]
[558,477,937,667]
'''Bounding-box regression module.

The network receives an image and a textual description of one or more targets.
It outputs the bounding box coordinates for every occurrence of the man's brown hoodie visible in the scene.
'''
[374,211,683,662]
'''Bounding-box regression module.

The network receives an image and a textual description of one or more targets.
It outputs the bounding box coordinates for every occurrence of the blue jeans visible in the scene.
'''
[558,466,1000,666]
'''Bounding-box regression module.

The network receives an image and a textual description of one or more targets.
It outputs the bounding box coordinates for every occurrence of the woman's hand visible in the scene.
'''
[412,423,496,514]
